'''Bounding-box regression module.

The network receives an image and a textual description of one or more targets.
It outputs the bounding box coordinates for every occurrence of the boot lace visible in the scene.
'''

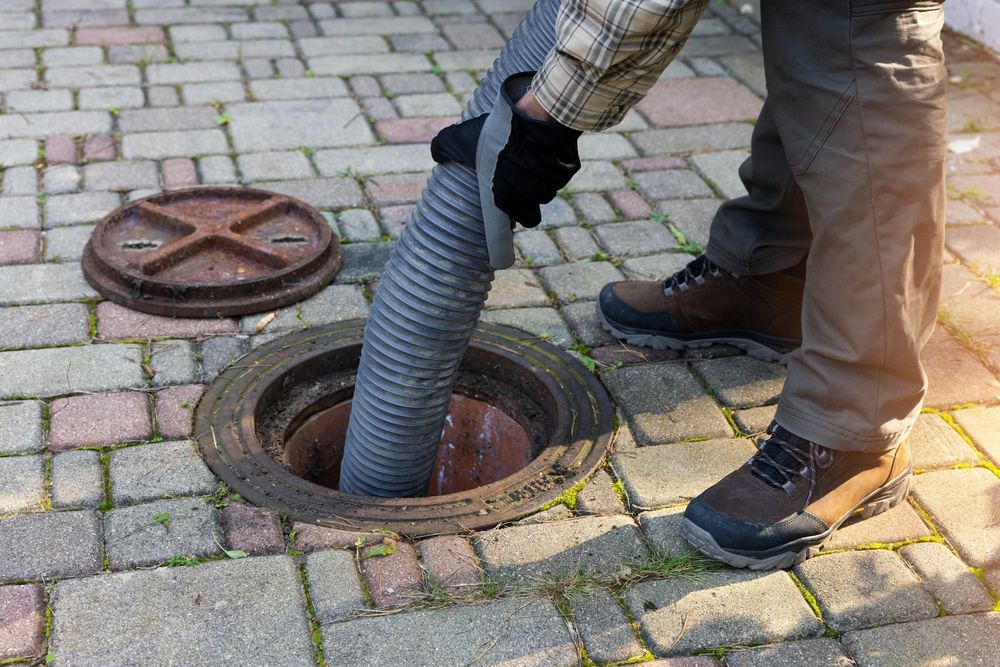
[662,255,725,296]
[750,422,834,505]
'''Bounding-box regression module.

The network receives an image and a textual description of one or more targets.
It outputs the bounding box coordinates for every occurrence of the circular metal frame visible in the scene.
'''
[82,186,341,317]
[194,320,614,536]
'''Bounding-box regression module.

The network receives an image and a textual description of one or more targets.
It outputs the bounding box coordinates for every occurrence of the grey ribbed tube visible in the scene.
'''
[338,0,560,497]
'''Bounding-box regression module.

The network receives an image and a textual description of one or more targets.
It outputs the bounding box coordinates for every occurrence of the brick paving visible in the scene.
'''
[0,1,997,665]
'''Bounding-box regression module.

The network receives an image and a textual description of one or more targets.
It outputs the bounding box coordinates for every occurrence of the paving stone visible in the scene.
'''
[732,405,777,435]
[221,502,284,556]
[237,150,314,181]
[335,241,394,284]
[44,224,94,262]
[635,169,714,200]
[625,570,822,656]
[376,116,454,144]
[953,405,1000,466]
[480,307,573,347]
[0,454,44,514]
[638,506,699,556]
[154,384,203,440]
[104,496,221,569]
[899,541,995,614]
[416,535,481,597]
[259,178,364,210]
[602,362,732,445]
[569,160,628,191]
[0,343,144,398]
[475,515,647,580]
[361,540,423,609]
[724,638,854,667]
[692,356,785,408]
[291,522,382,553]
[484,268,549,310]
[109,440,216,505]
[322,597,576,666]
[49,391,151,451]
[561,300,615,347]
[575,468,626,516]
[514,229,563,266]
[149,340,197,387]
[0,510,102,582]
[820,501,932,550]
[613,438,755,509]
[0,583,44,662]
[691,150,749,199]
[200,336,248,379]
[306,549,366,622]
[44,191,121,226]
[51,449,104,510]
[841,613,1000,667]
[911,467,1000,569]
[632,123,753,156]
[571,588,646,664]
[794,550,938,632]
[537,261,624,304]
[909,411,979,469]
[0,400,43,455]
[553,226,600,261]
[51,555,314,666]
[921,328,1000,408]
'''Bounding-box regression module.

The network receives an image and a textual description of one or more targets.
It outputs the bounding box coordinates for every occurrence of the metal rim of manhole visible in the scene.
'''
[81,187,342,318]
[194,319,614,537]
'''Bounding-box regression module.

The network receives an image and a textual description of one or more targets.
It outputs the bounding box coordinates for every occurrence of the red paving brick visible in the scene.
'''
[366,173,428,206]
[376,117,453,144]
[154,384,204,440]
[609,189,652,220]
[48,391,152,451]
[75,26,165,46]
[96,301,238,340]
[635,77,763,127]
[222,503,285,555]
[0,584,44,662]
[44,136,76,165]
[621,156,687,173]
[416,535,481,597]
[361,541,423,609]
[162,158,198,188]
[0,231,41,266]
[83,134,116,162]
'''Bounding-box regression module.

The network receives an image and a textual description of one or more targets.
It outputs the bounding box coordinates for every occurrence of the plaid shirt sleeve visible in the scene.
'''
[532,0,709,131]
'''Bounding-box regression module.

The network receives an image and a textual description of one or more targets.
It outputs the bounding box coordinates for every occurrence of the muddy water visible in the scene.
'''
[283,394,532,496]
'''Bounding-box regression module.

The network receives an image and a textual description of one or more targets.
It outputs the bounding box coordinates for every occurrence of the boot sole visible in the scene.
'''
[596,304,798,364]
[679,467,914,570]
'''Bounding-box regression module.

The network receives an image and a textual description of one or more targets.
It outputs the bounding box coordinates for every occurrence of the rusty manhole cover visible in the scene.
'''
[194,320,614,536]
[82,187,342,317]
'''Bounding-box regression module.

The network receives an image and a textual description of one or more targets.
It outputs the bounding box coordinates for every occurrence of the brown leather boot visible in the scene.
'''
[596,255,804,361]
[680,423,913,569]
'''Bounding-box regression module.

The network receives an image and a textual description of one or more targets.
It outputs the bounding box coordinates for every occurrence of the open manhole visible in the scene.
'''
[195,320,614,536]
[82,187,341,318]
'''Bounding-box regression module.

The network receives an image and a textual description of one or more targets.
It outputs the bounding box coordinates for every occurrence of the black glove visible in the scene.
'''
[431,72,582,231]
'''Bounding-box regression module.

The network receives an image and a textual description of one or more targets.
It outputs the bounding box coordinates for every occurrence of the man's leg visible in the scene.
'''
[596,100,810,361]
[681,0,947,568]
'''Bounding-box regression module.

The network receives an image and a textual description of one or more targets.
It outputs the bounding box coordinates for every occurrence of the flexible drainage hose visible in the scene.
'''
[339,0,560,497]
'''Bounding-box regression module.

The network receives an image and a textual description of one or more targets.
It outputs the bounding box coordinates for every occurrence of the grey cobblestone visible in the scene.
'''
[0,400,44,455]
[0,510,103,582]
[794,550,938,632]
[51,449,105,510]
[0,454,44,514]
[109,441,217,505]
[602,362,732,445]
[0,343,144,398]
[104,496,221,569]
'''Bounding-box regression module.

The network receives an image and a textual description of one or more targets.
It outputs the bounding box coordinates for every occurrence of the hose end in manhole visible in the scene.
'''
[194,320,614,536]
[82,187,342,318]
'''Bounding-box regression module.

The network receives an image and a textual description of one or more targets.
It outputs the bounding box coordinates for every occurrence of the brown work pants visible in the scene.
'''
[705,0,948,452]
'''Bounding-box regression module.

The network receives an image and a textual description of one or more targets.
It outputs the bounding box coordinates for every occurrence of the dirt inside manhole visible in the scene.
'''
[284,394,533,496]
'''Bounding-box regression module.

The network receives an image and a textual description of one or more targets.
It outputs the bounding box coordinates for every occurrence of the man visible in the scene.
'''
[432,0,947,569]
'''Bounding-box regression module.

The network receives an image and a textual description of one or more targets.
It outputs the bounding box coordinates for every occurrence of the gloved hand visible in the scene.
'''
[431,72,581,268]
